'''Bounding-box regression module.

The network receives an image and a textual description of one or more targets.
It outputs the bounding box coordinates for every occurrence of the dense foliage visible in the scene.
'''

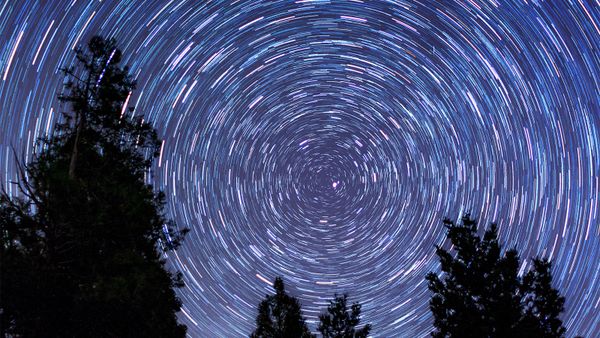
[426,214,566,338]
[251,277,314,338]
[0,36,188,337]
[317,294,371,338]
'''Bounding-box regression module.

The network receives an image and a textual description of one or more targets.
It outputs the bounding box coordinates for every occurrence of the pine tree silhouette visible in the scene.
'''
[0,36,188,337]
[317,294,371,338]
[426,214,566,338]
[251,277,314,338]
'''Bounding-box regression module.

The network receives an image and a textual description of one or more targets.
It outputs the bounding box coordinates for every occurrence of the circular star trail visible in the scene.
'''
[1,1,599,337]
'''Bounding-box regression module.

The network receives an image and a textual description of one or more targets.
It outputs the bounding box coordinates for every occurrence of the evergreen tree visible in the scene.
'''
[520,258,566,337]
[426,214,566,338]
[317,294,371,338]
[0,36,188,337]
[251,277,315,338]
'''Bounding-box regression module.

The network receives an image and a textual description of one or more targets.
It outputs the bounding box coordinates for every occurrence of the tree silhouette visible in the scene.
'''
[0,36,188,337]
[317,294,371,338]
[251,277,315,338]
[426,214,566,338]
[520,258,567,337]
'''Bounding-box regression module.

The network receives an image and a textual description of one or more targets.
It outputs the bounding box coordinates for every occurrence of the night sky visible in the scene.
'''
[1,0,599,337]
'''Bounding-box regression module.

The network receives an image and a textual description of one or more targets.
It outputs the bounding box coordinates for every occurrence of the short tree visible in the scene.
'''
[0,36,188,337]
[251,277,314,338]
[426,214,566,337]
[317,294,371,338]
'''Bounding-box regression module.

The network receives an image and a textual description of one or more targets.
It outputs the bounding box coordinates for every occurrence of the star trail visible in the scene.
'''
[0,1,598,337]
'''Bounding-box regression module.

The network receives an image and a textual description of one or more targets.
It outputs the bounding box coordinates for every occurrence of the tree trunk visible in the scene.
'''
[68,112,82,179]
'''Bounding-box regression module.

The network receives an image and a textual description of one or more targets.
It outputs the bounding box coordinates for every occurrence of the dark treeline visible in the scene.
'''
[0,36,574,338]
[251,277,371,338]
[249,214,569,338]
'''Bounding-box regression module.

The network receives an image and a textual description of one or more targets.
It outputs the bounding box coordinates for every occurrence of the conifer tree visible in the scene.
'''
[520,258,566,337]
[251,277,315,338]
[317,294,371,338]
[426,214,566,338]
[0,36,188,337]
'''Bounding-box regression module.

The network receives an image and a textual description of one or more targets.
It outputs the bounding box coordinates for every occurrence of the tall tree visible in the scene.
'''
[251,277,315,338]
[0,36,188,337]
[426,214,566,338]
[317,294,371,338]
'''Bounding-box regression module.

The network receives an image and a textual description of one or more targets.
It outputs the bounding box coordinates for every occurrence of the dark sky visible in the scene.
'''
[1,0,599,337]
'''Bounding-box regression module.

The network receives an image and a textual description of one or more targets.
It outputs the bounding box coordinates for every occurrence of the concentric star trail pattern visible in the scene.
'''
[1,1,599,336]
